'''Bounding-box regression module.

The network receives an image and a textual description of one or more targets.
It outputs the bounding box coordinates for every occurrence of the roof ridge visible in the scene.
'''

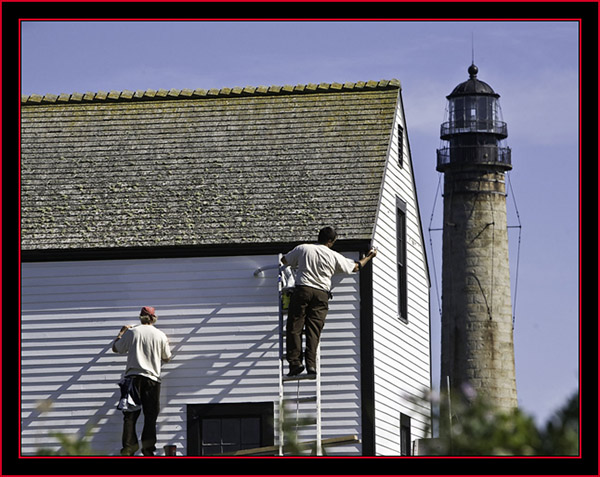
[21,79,401,105]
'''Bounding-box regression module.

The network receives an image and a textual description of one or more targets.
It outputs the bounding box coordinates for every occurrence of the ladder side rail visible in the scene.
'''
[316,342,322,456]
[277,254,284,456]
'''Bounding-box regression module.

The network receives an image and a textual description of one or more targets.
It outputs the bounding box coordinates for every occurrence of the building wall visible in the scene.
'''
[370,94,432,455]
[20,253,362,456]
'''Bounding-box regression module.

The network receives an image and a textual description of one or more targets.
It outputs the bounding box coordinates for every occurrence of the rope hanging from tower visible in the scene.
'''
[427,173,443,318]
[427,171,523,328]
[506,172,523,330]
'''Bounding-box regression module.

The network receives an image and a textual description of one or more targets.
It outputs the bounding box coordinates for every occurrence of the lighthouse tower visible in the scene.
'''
[437,64,518,412]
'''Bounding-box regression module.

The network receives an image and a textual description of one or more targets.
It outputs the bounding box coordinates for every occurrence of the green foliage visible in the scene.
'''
[434,391,540,455]
[278,401,320,456]
[34,399,98,456]
[36,427,96,456]
[425,388,579,456]
[539,392,579,455]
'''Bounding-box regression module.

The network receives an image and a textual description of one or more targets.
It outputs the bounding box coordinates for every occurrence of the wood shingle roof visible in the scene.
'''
[20,79,401,251]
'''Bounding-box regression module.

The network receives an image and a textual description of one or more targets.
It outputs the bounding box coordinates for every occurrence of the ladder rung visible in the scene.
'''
[282,373,317,382]
[283,396,317,404]
[289,417,317,426]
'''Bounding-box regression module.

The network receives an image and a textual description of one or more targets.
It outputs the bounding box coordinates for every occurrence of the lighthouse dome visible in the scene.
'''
[448,64,499,98]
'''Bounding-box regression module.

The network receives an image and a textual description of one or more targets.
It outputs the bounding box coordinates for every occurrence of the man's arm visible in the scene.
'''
[112,325,131,353]
[281,246,300,268]
[353,248,378,272]
[162,339,173,363]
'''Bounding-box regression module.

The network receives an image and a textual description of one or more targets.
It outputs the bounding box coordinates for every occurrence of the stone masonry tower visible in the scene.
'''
[437,64,518,412]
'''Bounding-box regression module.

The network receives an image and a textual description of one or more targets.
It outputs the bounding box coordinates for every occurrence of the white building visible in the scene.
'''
[20,79,431,456]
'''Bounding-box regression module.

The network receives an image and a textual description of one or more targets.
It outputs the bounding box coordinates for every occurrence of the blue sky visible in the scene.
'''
[20,20,580,426]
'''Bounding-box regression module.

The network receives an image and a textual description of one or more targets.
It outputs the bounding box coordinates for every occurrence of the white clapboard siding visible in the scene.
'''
[370,95,432,455]
[21,253,361,456]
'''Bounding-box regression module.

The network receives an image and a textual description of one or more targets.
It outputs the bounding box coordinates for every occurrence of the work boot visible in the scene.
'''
[287,364,304,377]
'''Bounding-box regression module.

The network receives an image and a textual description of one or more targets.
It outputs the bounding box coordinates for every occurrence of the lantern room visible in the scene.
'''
[437,64,512,172]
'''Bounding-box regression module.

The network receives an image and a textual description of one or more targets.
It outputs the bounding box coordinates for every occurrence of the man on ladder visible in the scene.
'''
[281,226,378,377]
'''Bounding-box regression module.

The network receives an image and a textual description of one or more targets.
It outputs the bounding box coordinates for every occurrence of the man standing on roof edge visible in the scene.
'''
[281,226,378,377]
[112,306,172,456]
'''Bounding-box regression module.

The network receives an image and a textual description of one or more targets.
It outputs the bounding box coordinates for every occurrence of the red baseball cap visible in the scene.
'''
[140,306,156,316]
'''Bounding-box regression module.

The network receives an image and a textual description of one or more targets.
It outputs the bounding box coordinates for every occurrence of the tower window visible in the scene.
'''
[397,197,408,323]
[398,125,404,168]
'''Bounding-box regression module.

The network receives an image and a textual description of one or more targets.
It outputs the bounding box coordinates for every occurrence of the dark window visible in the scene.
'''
[397,198,408,323]
[400,413,411,456]
[187,402,274,456]
[477,96,490,122]
[398,125,404,168]
[450,97,465,128]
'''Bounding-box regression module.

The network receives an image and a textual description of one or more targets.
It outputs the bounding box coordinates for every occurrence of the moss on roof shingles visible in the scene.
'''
[20,80,400,250]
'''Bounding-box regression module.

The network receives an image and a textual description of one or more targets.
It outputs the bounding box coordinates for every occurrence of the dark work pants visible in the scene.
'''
[121,375,161,456]
[286,286,329,369]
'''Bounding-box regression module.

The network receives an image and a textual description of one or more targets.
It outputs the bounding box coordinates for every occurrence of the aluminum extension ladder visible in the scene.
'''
[255,255,322,456]
[277,254,322,456]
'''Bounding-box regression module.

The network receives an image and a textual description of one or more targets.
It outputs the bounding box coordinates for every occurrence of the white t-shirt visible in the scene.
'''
[283,243,356,292]
[114,324,172,382]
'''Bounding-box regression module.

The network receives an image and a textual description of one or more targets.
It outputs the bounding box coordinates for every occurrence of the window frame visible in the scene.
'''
[187,402,274,456]
[397,124,404,168]
[400,413,412,456]
[396,197,408,323]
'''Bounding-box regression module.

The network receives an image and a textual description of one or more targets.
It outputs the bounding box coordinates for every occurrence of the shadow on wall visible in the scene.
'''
[152,304,280,455]
[21,337,123,455]
[21,302,280,456]
[21,256,362,456]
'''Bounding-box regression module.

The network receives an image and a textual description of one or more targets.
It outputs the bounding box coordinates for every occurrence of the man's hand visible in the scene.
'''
[354,248,379,272]
[112,325,131,353]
